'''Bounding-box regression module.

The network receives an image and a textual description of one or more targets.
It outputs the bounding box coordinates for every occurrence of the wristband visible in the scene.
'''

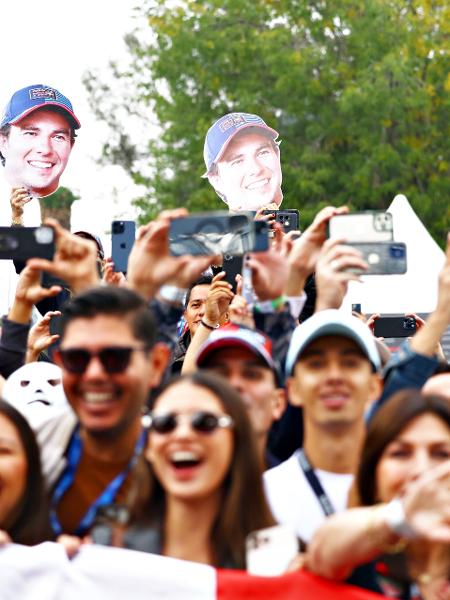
[200,319,219,331]
[382,498,417,540]
[254,295,287,313]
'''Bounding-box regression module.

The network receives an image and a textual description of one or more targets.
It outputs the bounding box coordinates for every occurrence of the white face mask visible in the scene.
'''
[3,362,68,411]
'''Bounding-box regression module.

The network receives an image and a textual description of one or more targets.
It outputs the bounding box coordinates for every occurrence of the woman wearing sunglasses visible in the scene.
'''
[90,371,275,568]
[0,399,52,545]
[305,390,450,599]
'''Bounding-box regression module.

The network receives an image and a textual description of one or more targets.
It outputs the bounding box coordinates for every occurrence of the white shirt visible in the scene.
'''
[263,449,354,543]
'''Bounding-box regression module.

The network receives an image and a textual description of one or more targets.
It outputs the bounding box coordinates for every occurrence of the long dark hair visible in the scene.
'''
[143,371,275,568]
[0,400,52,544]
[357,389,450,506]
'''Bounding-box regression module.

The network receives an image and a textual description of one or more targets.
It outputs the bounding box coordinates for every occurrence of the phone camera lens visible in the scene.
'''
[113,222,125,234]
[403,317,415,330]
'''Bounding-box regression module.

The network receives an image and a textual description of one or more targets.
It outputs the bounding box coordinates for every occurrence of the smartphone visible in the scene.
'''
[212,255,243,294]
[374,316,417,338]
[246,525,299,576]
[262,209,300,233]
[347,241,407,275]
[0,226,55,261]
[328,211,393,242]
[352,303,362,315]
[111,220,135,273]
[169,212,265,257]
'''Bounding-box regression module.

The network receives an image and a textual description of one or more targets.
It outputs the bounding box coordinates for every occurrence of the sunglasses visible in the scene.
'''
[58,346,149,374]
[149,411,234,434]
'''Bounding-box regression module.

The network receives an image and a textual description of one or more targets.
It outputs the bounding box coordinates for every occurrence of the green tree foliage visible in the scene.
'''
[84,0,449,243]
[39,186,80,230]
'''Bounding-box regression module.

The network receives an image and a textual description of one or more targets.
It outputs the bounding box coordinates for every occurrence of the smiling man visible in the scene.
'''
[0,84,80,199]
[263,310,382,543]
[203,112,282,212]
[27,287,168,536]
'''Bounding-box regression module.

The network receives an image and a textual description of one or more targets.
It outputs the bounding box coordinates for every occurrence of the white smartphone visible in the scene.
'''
[328,211,393,242]
[246,525,299,576]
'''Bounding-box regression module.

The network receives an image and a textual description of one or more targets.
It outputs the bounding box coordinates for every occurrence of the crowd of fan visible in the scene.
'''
[0,86,449,599]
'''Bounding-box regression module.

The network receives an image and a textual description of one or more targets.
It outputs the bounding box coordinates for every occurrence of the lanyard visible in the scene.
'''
[297,449,335,517]
[50,425,147,536]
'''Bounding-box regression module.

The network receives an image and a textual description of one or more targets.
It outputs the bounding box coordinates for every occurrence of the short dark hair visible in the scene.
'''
[60,286,157,349]
[184,275,213,309]
[0,400,52,544]
[357,389,450,506]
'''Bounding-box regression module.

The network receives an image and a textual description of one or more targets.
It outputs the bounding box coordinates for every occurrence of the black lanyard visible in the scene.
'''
[297,449,335,517]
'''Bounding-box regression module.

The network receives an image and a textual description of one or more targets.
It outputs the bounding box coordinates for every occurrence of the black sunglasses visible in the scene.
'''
[58,346,149,374]
[150,411,234,434]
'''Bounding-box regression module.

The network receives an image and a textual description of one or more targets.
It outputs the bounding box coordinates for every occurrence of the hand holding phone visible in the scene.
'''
[112,220,136,273]
[246,525,299,575]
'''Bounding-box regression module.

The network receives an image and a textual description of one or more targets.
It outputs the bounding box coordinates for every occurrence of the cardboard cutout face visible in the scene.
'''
[0,108,73,198]
[3,362,68,413]
[208,131,282,211]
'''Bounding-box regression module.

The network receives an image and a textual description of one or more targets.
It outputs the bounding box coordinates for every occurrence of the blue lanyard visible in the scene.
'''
[50,425,147,536]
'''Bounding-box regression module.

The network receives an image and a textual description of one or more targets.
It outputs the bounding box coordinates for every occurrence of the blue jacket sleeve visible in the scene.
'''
[367,340,440,421]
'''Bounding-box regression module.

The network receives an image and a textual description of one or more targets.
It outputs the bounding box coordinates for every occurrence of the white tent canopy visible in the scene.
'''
[343,195,446,314]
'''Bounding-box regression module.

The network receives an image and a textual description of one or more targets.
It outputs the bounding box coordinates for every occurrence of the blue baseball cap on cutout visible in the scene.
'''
[1,84,81,129]
[202,112,278,177]
[285,309,381,376]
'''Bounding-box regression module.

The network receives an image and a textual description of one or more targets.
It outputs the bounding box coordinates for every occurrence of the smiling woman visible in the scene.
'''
[0,399,52,544]
[91,372,275,568]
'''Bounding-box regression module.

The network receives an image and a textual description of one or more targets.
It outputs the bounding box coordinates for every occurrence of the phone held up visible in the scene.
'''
[328,210,393,242]
[111,220,136,274]
[168,211,269,257]
[374,316,417,338]
[261,209,300,234]
[0,226,55,261]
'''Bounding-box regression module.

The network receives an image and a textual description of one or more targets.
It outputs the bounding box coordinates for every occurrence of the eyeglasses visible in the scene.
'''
[58,346,149,374]
[149,411,234,434]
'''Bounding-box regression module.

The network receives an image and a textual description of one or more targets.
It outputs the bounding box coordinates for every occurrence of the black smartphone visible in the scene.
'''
[374,316,417,338]
[328,211,393,242]
[0,226,55,261]
[111,220,136,273]
[347,241,407,275]
[211,255,243,294]
[262,209,300,233]
[352,303,362,315]
[169,211,265,256]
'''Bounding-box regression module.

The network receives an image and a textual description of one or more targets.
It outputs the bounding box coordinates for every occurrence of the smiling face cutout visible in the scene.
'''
[0,107,74,198]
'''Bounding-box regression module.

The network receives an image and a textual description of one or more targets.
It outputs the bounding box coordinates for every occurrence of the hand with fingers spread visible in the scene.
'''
[127,209,218,300]
[285,205,349,297]
[9,264,62,324]
[26,219,100,295]
[10,186,32,224]
[26,310,61,362]
[315,237,368,311]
